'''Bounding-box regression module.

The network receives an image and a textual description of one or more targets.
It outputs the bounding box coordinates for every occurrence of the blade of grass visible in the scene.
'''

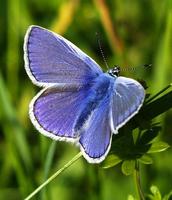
[6,0,20,99]
[152,3,172,94]
[146,83,172,104]
[130,90,172,130]
[0,73,33,172]
[51,0,79,34]
[3,125,33,196]
[24,152,82,200]
[94,0,124,55]
[41,141,57,200]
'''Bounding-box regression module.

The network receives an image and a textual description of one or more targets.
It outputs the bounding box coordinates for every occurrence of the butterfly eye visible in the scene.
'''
[108,65,120,77]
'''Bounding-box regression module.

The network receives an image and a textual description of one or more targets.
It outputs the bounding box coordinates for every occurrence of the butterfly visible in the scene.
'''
[24,25,145,164]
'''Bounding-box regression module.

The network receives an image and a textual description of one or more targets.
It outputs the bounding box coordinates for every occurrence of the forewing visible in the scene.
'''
[24,25,102,87]
[111,77,145,132]
[79,92,112,163]
[29,86,90,142]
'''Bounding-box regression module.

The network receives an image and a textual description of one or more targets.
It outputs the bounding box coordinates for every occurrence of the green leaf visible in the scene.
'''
[148,141,170,153]
[138,126,161,145]
[138,154,153,164]
[127,194,136,200]
[121,160,135,176]
[150,185,161,200]
[101,154,122,169]
[163,191,172,200]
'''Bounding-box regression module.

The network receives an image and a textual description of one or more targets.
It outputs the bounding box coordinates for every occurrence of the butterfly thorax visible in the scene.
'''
[108,65,120,77]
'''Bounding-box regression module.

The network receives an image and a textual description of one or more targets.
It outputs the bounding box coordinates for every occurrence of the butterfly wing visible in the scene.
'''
[29,85,90,142]
[24,25,102,87]
[111,76,145,132]
[79,94,112,163]
[77,74,114,163]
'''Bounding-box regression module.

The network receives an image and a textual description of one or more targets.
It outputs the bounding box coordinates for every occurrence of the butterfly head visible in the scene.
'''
[108,65,120,77]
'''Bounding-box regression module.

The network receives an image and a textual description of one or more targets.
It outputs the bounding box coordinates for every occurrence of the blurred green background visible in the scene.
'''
[0,0,172,199]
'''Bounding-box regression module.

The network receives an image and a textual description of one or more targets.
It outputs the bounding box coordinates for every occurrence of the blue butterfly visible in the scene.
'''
[24,26,145,163]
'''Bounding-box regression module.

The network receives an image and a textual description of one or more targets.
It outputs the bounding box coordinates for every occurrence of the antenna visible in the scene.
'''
[121,63,152,72]
[96,32,109,70]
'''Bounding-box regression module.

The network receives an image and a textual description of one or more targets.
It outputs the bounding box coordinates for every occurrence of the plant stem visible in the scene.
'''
[133,161,145,200]
[24,152,82,200]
